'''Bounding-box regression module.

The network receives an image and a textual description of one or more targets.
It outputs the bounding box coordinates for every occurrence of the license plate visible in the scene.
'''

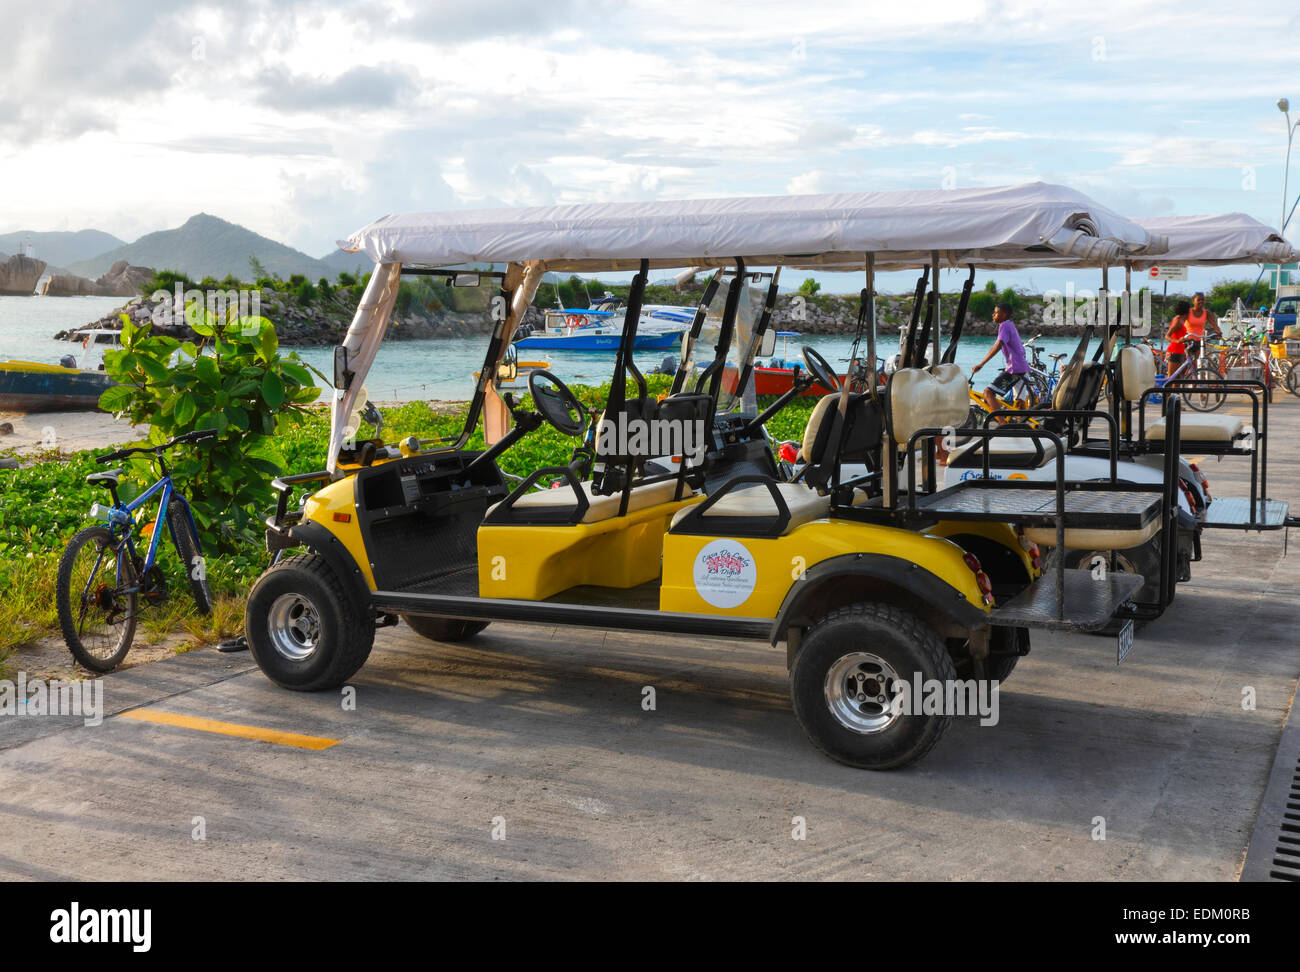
[1116,619,1136,664]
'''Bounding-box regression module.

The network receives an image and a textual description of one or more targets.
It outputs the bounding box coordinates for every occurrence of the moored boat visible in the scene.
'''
[0,329,120,412]
[515,307,686,351]
[745,332,844,395]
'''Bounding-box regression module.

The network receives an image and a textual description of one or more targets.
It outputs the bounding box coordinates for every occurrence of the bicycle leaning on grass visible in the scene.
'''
[55,430,217,672]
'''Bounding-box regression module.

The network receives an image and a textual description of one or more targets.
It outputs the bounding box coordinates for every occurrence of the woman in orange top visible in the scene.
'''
[1165,300,1190,377]
[1182,291,1220,360]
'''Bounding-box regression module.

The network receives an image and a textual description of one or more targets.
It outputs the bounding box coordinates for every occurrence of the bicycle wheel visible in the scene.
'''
[1287,361,1300,398]
[167,497,212,615]
[1181,366,1226,412]
[56,526,138,672]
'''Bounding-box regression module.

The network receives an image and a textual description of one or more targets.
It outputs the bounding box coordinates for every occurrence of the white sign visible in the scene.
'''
[693,539,757,609]
[1147,265,1188,281]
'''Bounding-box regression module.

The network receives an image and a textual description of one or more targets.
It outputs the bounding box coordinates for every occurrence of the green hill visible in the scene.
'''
[0,229,125,269]
[66,213,335,281]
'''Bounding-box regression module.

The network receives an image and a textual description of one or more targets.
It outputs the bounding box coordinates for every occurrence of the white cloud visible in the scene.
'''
[2,0,1297,253]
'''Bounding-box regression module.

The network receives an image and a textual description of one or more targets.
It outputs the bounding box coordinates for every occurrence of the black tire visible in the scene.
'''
[167,498,211,615]
[245,553,374,691]
[401,615,489,642]
[953,625,1025,683]
[1286,361,1300,398]
[1063,537,1162,603]
[56,526,138,673]
[1063,538,1162,635]
[790,603,956,770]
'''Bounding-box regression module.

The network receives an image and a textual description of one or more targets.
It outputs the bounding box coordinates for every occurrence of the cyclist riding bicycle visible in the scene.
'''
[972,302,1030,414]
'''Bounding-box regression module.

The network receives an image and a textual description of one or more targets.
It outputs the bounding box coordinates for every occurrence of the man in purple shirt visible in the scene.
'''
[971,303,1030,415]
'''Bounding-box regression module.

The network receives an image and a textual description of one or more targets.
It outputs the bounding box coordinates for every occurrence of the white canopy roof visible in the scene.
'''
[1129,213,1297,268]
[338,182,1158,272]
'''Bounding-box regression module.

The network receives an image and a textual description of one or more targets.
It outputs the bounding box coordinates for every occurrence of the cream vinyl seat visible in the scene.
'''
[490,478,685,524]
[669,481,830,535]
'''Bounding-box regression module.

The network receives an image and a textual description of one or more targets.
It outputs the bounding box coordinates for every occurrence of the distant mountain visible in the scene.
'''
[318,248,372,277]
[0,229,125,269]
[66,214,336,282]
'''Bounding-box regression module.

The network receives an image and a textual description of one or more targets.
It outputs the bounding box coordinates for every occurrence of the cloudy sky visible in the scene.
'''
[2,0,1297,292]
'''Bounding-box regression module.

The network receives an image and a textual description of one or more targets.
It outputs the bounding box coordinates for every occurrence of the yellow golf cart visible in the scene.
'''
[249,185,1180,769]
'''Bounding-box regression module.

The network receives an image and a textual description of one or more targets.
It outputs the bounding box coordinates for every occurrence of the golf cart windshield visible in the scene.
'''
[400,268,509,452]
[719,270,779,414]
[672,268,778,413]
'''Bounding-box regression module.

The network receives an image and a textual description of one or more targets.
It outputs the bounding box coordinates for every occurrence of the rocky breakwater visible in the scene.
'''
[0,253,47,295]
[55,285,508,345]
[40,260,155,297]
[765,293,1058,337]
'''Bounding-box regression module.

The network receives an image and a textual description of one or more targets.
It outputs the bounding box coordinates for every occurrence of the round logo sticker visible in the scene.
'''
[693,539,757,609]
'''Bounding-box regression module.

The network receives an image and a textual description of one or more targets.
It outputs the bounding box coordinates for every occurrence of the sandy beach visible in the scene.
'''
[0,408,147,458]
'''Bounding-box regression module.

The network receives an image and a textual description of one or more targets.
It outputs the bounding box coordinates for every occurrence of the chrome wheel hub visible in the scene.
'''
[824,652,903,733]
[267,593,322,662]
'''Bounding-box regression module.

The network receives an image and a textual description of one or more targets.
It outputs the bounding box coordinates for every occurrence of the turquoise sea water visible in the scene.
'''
[0,295,1086,404]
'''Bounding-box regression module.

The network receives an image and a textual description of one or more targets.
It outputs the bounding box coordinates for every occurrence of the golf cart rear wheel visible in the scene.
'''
[401,615,489,642]
[245,553,374,691]
[1063,539,1161,635]
[790,602,956,770]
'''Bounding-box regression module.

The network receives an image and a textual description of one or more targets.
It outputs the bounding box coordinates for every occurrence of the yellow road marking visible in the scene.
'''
[121,709,340,750]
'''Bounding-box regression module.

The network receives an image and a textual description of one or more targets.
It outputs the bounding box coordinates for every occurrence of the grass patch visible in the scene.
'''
[0,388,820,665]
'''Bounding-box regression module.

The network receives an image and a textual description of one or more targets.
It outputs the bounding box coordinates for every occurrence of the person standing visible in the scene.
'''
[972,302,1030,415]
[1183,291,1221,362]
[1164,300,1190,378]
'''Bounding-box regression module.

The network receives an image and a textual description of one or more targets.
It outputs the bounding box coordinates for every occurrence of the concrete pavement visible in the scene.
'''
[1,396,1296,881]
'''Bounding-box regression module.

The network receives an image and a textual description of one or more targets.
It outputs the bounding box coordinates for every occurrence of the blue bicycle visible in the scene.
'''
[56,430,217,672]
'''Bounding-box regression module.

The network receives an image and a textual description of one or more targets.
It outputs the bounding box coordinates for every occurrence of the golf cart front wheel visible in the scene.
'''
[245,553,374,691]
[790,602,956,770]
[401,615,489,642]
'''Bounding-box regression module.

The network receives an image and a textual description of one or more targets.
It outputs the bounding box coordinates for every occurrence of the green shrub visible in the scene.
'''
[967,291,996,320]
[140,268,197,297]
[97,308,320,553]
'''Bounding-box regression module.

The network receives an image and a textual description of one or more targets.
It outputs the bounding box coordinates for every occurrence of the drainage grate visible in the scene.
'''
[1241,720,1300,882]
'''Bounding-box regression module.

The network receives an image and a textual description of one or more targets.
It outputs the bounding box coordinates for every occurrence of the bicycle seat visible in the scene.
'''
[85,469,121,487]
[1048,352,1067,362]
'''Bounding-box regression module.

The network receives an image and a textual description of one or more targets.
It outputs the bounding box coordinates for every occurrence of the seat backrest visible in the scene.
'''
[887,364,970,445]
[655,392,714,452]
[801,392,884,490]
[1071,362,1107,411]
[801,395,835,460]
[1117,345,1156,403]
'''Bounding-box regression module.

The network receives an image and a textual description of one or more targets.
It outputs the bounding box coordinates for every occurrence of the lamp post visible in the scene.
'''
[1279,98,1300,232]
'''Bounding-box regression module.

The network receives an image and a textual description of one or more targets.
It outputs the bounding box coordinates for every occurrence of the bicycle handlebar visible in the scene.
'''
[96,429,218,464]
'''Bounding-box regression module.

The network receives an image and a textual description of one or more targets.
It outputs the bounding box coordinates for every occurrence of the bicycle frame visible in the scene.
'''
[102,475,203,593]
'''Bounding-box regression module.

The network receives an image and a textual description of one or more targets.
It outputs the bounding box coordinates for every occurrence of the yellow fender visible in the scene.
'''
[660,518,990,645]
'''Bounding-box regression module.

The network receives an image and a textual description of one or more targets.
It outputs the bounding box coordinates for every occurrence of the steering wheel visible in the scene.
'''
[802,346,841,392]
[528,370,587,436]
